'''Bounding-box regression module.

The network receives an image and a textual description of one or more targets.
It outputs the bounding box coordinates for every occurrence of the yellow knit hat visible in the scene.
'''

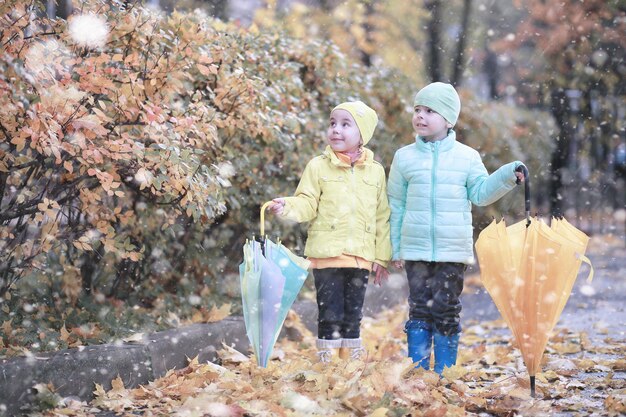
[332,101,379,145]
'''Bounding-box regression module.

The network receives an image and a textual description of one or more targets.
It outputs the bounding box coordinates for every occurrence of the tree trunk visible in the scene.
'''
[43,0,72,19]
[0,258,16,299]
[58,0,72,19]
[424,0,443,82]
[484,45,499,99]
[549,88,570,216]
[318,0,332,12]
[451,0,472,87]
[80,251,101,295]
[109,257,140,299]
[45,0,56,18]
[109,236,142,300]
[205,0,228,20]
[360,1,375,67]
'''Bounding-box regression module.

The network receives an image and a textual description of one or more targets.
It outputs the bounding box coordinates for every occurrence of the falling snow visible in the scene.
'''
[68,14,109,49]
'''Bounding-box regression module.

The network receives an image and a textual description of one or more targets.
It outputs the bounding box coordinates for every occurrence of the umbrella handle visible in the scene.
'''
[516,164,531,226]
[260,201,273,237]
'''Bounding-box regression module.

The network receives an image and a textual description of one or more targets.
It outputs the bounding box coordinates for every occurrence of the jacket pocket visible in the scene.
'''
[362,222,377,258]
[320,175,346,184]
[319,176,346,212]
[360,176,380,206]
[320,176,346,198]
[309,220,336,233]
[362,176,381,190]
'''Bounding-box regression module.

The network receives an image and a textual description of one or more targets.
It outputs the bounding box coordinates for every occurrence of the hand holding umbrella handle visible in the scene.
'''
[260,201,273,237]
[515,164,531,226]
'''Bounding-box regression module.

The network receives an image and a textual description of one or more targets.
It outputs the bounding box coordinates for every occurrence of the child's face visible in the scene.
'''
[327,109,362,153]
[412,105,451,142]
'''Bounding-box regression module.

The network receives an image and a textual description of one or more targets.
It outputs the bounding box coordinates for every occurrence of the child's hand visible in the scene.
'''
[372,263,389,286]
[392,260,404,270]
[268,198,285,215]
[515,164,527,184]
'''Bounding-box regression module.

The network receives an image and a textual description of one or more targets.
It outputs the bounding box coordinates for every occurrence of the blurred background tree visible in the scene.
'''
[490,0,625,220]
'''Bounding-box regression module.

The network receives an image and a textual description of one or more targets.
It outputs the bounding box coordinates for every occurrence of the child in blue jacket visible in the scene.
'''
[387,82,525,374]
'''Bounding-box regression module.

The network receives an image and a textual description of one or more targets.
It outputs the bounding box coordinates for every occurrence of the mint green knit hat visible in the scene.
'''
[413,82,461,126]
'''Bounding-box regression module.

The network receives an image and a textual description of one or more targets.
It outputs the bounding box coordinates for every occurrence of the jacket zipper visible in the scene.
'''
[430,142,438,261]
[349,163,356,254]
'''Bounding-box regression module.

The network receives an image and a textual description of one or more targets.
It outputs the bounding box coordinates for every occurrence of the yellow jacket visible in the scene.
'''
[282,146,392,267]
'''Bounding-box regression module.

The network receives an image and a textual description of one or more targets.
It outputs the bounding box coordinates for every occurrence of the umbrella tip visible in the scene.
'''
[530,375,536,398]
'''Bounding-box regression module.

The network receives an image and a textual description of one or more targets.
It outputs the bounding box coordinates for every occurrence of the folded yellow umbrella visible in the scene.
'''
[475,167,593,397]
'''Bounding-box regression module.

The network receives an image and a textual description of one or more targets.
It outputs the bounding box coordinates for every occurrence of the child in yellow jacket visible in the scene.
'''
[269,101,392,363]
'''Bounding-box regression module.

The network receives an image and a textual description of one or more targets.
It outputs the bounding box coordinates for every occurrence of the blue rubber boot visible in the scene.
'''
[433,332,460,374]
[405,320,432,369]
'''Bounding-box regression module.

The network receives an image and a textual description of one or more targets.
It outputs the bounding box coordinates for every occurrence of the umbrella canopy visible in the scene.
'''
[239,202,310,367]
[475,169,593,396]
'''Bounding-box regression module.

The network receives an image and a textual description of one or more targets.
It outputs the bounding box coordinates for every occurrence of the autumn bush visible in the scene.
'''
[0,0,554,355]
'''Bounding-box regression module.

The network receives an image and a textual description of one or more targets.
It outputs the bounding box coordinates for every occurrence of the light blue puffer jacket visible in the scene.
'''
[387,130,522,264]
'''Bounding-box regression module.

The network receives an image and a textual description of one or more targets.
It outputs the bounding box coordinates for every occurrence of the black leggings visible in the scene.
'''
[313,268,369,340]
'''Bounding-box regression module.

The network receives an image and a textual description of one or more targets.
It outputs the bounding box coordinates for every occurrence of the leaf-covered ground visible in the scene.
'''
[38,299,625,416]
[14,234,625,415]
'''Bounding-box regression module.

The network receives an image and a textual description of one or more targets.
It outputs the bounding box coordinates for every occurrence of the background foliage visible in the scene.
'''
[0,0,554,355]
[492,0,626,215]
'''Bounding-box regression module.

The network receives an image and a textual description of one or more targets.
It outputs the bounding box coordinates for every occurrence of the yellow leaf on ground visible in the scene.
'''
[369,407,389,417]
[1,319,12,336]
[111,376,125,393]
[218,342,250,364]
[207,303,231,322]
[122,333,145,343]
[60,324,70,342]
[605,394,626,414]
[283,309,313,340]
[441,365,469,381]
[612,358,626,371]
[93,383,106,398]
